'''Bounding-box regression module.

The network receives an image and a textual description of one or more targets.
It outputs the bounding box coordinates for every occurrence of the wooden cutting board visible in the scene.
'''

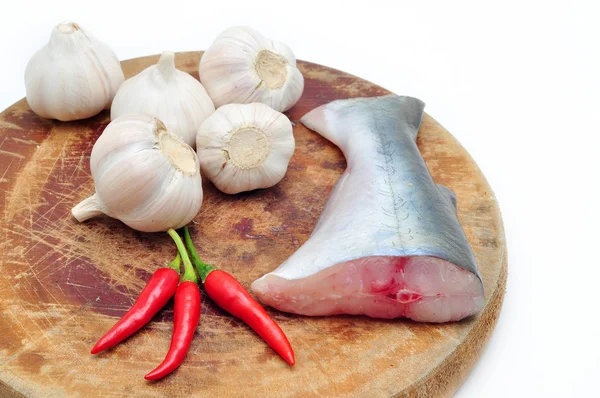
[0,52,507,397]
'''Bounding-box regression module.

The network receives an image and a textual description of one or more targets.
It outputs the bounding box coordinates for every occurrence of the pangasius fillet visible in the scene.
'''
[251,95,484,322]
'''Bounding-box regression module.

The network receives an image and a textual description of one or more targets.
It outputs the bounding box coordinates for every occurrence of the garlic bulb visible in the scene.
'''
[72,113,203,232]
[199,26,304,112]
[196,103,295,194]
[25,21,125,121]
[111,51,215,148]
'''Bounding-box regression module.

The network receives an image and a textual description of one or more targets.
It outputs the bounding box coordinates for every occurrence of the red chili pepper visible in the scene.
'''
[183,226,295,366]
[144,280,200,380]
[205,269,295,365]
[145,229,201,381]
[90,255,181,355]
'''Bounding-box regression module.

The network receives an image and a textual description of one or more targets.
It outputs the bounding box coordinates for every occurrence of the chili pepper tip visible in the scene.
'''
[90,343,103,355]
[283,351,295,366]
[144,369,163,381]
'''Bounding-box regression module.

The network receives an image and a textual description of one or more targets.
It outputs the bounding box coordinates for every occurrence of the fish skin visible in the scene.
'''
[253,95,481,288]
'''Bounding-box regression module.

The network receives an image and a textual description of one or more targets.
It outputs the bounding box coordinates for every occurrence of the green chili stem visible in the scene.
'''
[167,228,197,283]
[167,253,181,273]
[183,226,215,283]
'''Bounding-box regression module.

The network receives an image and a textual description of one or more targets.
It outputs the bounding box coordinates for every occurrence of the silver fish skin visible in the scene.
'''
[251,95,484,322]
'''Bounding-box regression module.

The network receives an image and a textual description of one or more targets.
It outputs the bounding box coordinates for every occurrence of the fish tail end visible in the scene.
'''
[387,95,426,141]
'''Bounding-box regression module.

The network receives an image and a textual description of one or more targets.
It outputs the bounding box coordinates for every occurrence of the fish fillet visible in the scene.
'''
[251,95,484,322]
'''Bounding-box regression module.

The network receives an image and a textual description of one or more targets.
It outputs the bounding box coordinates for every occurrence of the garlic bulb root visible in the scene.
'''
[255,50,287,89]
[155,119,198,174]
[227,127,271,169]
[111,51,215,148]
[25,21,125,121]
[72,114,203,232]
[199,26,304,112]
[196,103,295,194]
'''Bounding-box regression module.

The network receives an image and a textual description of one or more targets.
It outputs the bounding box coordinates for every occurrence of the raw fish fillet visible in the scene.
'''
[251,95,484,322]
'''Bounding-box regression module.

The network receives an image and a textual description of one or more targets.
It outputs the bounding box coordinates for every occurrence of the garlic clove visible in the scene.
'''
[72,114,203,232]
[111,51,215,148]
[199,26,304,112]
[24,21,125,121]
[196,103,295,194]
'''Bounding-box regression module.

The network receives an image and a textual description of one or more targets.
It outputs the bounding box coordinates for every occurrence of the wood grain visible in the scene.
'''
[0,52,507,397]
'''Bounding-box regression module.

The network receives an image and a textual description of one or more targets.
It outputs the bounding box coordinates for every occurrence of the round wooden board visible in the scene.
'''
[0,52,506,398]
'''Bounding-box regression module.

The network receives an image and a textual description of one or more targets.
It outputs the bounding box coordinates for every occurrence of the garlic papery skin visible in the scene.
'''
[72,113,203,232]
[199,26,304,112]
[196,103,295,194]
[111,51,215,148]
[24,21,125,121]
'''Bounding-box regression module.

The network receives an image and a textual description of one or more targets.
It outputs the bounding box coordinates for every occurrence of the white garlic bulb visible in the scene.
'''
[199,26,304,112]
[24,21,125,121]
[196,103,295,194]
[72,113,203,232]
[111,51,215,148]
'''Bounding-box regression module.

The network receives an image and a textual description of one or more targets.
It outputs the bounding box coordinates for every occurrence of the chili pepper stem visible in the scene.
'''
[183,226,215,283]
[167,253,181,273]
[167,228,197,284]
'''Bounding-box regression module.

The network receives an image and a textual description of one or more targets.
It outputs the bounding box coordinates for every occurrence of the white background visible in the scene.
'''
[1,1,599,396]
